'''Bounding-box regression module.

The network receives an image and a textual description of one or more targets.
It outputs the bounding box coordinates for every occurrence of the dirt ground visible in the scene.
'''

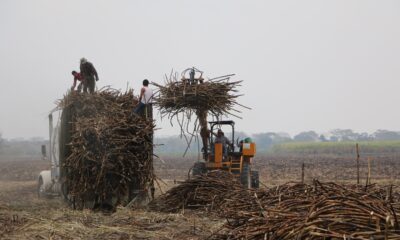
[0,156,399,239]
[0,159,224,240]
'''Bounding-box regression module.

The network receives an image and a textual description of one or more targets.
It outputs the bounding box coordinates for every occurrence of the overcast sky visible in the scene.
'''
[0,0,399,139]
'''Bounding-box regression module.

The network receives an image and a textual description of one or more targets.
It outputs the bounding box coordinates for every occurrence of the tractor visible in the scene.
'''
[191,120,259,188]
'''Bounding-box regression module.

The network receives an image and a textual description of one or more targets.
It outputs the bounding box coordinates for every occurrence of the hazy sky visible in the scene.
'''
[0,0,399,139]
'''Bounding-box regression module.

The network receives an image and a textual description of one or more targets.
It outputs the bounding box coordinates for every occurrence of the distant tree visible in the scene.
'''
[357,132,372,141]
[0,133,3,148]
[373,130,400,141]
[293,131,319,142]
[319,134,328,142]
[330,129,359,141]
[252,132,291,150]
[251,133,273,149]
[234,131,250,142]
[276,132,291,139]
[329,135,339,142]
[29,137,45,142]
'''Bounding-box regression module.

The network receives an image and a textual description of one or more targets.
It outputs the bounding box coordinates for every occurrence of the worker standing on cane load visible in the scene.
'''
[181,67,204,85]
[133,79,153,119]
[79,58,99,94]
[70,71,84,92]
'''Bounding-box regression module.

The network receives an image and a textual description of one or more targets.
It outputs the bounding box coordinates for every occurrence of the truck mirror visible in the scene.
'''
[41,145,47,160]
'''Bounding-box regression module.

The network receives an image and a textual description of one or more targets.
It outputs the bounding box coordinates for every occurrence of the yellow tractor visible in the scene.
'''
[191,120,259,188]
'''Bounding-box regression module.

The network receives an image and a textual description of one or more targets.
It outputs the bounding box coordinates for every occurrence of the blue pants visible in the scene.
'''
[133,102,145,114]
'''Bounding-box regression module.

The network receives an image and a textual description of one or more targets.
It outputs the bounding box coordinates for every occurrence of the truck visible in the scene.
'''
[37,94,154,209]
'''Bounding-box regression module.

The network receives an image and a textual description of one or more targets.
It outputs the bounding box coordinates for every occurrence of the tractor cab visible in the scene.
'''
[207,120,237,163]
[194,120,258,188]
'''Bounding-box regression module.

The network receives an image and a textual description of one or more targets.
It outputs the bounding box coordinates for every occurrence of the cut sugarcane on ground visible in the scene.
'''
[150,171,400,239]
[1,157,400,239]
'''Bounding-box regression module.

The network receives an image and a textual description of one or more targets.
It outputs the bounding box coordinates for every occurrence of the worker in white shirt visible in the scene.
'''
[133,79,153,119]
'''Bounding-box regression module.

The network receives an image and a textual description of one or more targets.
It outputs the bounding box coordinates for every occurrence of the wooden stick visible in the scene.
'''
[368,157,372,185]
[356,143,360,185]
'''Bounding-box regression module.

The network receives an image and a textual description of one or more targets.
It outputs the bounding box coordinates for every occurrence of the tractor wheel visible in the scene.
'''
[240,162,251,189]
[189,162,207,178]
[251,171,259,188]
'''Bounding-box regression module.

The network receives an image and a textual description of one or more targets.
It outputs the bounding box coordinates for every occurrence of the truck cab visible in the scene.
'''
[37,111,62,198]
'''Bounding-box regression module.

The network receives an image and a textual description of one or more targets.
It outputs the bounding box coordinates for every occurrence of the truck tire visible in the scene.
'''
[37,177,45,198]
[37,170,51,198]
[240,161,251,189]
[251,171,259,188]
[61,182,75,207]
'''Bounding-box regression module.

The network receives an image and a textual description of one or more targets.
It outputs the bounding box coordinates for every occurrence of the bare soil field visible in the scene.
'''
[0,155,399,239]
[256,154,400,185]
[0,159,223,239]
[155,154,400,185]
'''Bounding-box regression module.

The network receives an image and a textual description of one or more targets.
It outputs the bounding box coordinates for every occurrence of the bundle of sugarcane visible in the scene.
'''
[148,171,245,212]
[57,88,155,210]
[152,71,250,156]
[213,180,400,240]
[152,73,246,119]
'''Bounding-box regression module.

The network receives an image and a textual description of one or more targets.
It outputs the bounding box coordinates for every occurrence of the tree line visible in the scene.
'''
[1,129,400,158]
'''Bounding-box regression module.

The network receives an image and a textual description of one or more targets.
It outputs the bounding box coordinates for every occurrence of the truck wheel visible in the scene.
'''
[240,162,251,189]
[251,171,259,188]
[61,182,75,206]
[37,177,46,198]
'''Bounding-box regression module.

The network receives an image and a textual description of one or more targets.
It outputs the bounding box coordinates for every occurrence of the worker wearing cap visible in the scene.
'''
[133,79,153,119]
[79,58,99,93]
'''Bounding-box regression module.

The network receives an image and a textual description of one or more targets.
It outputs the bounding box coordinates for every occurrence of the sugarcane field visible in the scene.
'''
[1,1,400,240]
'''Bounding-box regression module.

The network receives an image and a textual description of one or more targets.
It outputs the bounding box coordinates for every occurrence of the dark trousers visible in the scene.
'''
[83,76,95,93]
[133,103,153,119]
[134,102,145,114]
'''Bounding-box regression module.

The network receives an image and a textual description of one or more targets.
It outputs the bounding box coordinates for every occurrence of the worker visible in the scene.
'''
[133,79,153,119]
[238,140,244,153]
[71,71,84,92]
[214,129,232,158]
[197,109,209,154]
[79,58,99,94]
[181,67,204,85]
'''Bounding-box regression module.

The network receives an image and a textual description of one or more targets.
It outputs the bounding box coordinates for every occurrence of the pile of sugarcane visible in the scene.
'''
[152,73,246,119]
[148,171,244,212]
[57,88,155,210]
[150,172,400,239]
[214,181,400,239]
